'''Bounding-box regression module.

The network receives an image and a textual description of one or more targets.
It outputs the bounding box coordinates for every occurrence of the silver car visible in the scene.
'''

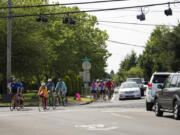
[119,82,141,100]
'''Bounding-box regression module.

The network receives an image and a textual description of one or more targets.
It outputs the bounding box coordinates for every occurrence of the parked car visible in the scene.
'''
[126,78,145,96]
[119,82,141,100]
[146,72,172,111]
[142,81,148,90]
[154,72,180,120]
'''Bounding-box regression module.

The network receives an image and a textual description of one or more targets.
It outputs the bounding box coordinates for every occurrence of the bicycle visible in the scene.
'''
[47,91,56,110]
[38,95,48,112]
[9,93,23,111]
[56,91,68,106]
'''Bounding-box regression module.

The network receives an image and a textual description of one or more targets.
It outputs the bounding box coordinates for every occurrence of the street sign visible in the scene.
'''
[82,61,91,71]
[81,57,91,62]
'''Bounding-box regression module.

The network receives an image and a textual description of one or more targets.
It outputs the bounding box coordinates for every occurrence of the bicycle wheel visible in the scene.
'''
[61,96,65,106]
[16,98,21,111]
[9,94,14,111]
[38,97,43,112]
[46,96,51,110]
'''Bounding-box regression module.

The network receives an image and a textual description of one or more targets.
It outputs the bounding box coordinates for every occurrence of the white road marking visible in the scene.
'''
[74,124,118,131]
[111,112,133,119]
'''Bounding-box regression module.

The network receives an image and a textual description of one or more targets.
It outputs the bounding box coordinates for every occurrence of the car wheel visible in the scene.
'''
[174,101,180,120]
[155,100,163,117]
[146,101,153,111]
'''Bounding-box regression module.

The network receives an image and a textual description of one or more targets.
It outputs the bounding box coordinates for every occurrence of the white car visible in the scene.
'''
[119,82,141,100]
[146,72,172,111]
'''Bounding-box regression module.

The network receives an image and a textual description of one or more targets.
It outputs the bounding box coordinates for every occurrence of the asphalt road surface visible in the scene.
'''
[0,93,180,135]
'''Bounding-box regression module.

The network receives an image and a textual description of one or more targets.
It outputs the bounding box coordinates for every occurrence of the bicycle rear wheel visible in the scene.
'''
[38,98,44,112]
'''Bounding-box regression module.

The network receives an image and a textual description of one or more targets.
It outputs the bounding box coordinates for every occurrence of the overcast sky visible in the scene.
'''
[50,0,180,73]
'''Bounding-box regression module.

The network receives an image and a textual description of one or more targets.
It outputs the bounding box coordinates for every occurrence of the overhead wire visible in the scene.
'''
[0,0,131,9]
[98,23,150,34]
[107,40,145,48]
[98,20,176,27]
[0,1,180,18]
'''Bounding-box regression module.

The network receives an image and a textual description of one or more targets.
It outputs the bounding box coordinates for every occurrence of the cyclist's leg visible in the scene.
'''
[52,92,56,106]
[13,94,18,108]
[44,96,47,109]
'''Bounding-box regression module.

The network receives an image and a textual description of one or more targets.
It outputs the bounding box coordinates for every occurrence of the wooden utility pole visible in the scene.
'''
[7,0,12,90]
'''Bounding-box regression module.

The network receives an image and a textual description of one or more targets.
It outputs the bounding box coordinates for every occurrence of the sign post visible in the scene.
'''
[80,57,91,96]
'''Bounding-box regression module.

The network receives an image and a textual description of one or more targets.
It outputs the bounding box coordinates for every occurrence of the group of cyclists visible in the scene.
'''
[8,77,67,111]
[8,77,114,111]
[38,78,67,110]
[8,78,25,110]
[90,79,114,101]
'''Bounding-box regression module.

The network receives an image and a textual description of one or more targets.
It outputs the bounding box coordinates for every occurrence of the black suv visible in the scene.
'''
[154,72,180,120]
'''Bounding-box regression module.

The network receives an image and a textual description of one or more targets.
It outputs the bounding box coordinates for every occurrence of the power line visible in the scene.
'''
[98,20,176,27]
[0,1,180,18]
[99,23,150,34]
[0,0,130,9]
[107,40,145,48]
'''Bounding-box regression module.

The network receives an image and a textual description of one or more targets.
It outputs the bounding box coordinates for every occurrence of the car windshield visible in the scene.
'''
[126,78,142,84]
[121,83,138,88]
[152,75,169,83]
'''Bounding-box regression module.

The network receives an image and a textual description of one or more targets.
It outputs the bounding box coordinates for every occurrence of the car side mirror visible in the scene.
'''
[157,84,163,89]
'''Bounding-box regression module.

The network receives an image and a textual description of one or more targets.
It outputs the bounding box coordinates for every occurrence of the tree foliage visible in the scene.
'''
[115,24,180,84]
[0,0,110,95]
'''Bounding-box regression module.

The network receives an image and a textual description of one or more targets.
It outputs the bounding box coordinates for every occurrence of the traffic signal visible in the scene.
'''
[164,8,172,16]
[63,17,69,24]
[42,17,48,22]
[36,16,41,22]
[63,17,76,24]
[164,3,172,16]
[70,18,76,24]
[36,16,48,22]
[137,13,145,21]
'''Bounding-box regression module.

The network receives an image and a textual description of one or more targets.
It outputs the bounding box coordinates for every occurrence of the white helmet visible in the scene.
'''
[48,78,52,82]
[41,82,46,86]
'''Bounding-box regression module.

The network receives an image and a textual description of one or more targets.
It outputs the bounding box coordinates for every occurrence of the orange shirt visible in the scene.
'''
[38,86,48,97]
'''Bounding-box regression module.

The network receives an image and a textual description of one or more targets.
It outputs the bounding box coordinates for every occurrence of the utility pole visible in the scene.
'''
[7,0,12,91]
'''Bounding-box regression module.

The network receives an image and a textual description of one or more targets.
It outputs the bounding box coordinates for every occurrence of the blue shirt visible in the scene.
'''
[46,83,55,92]
[11,82,19,93]
[56,82,67,92]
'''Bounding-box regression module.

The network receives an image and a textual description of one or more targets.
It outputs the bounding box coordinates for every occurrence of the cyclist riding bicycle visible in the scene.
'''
[46,78,56,106]
[10,78,19,109]
[55,78,67,104]
[38,82,48,109]
[17,79,24,107]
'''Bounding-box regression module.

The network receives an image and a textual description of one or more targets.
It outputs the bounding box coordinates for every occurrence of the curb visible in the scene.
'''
[79,100,94,105]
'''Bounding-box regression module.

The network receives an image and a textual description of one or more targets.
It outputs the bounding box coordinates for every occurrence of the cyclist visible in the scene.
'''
[56,78,67,104]
[38,82,48,109]
[90,81,96,99]
[17,79,24,108]
[10,78,19,109]
[100,80,105,101]
[106,79,112,100]
[46,79,56,106]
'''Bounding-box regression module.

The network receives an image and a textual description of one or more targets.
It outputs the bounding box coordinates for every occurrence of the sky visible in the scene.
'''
[50,0,180,73]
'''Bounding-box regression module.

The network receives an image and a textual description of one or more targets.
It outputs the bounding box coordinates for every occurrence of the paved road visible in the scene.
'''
[0,94,179,135]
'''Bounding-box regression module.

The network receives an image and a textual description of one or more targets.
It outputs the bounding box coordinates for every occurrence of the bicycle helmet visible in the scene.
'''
[41,82,46,86]
[48,78,52,82]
